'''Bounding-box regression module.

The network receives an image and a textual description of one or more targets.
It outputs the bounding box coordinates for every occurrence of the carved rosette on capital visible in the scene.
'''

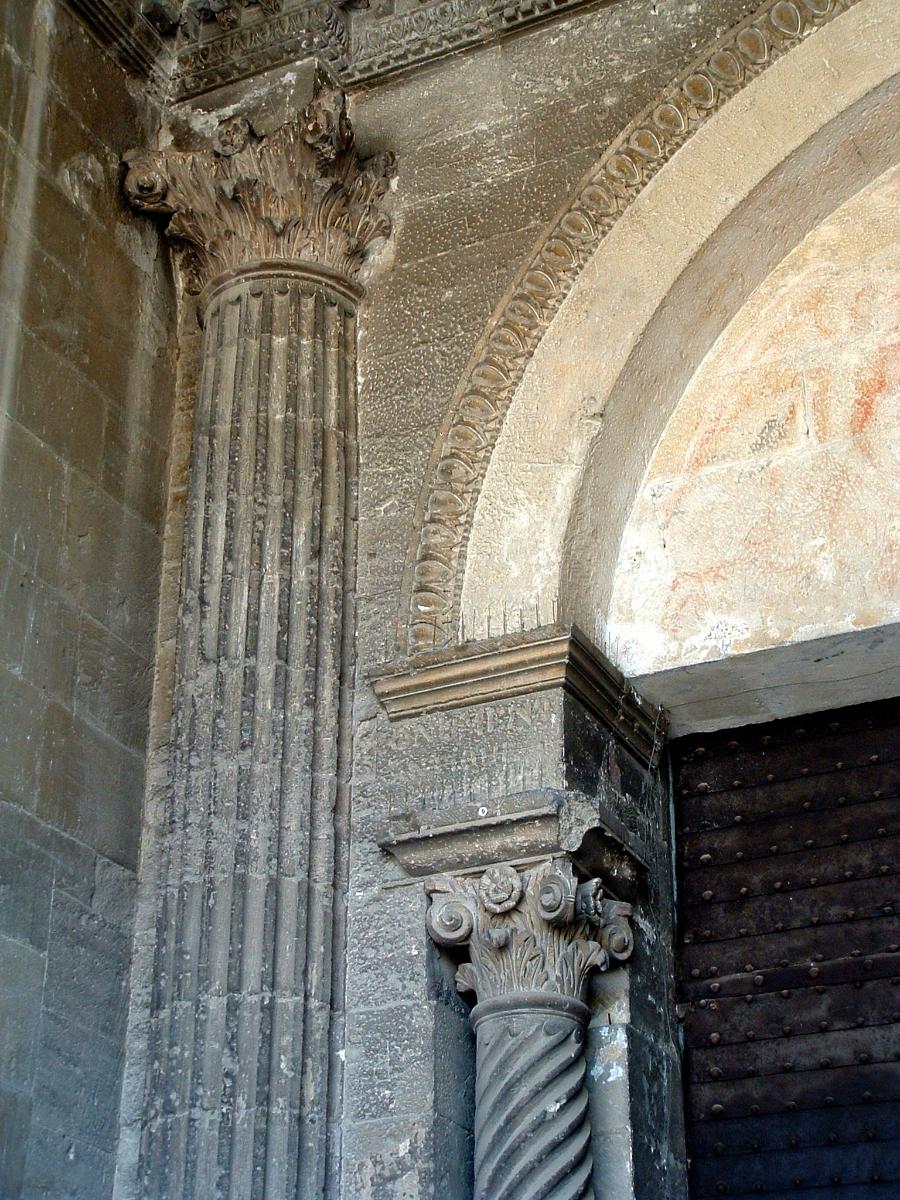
[120,92,393,1199]
[426,861,633,1200]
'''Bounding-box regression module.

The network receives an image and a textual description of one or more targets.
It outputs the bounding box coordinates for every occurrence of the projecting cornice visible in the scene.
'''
[369,624,666,767]
[67,0,859,102]
[69,0,629,99]
[172,3,349,100]
[171,0,611,97]
[123,89,395,293]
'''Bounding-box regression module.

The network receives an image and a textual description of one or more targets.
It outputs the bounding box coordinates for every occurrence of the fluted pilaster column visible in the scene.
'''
[119,92,393,1200]
[426,861,634,1200]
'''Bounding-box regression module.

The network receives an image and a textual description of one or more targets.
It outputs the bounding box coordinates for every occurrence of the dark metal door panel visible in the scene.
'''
[673,698,900,1200]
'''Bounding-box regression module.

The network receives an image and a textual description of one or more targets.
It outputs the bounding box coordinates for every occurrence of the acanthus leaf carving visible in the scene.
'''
[124,87,395,292]
[425,860,633,1005]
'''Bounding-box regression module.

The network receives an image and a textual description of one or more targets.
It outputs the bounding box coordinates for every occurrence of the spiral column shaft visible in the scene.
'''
[472,996,595,1200]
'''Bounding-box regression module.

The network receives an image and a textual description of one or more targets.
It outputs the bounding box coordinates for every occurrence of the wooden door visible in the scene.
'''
[673,698,900,1199]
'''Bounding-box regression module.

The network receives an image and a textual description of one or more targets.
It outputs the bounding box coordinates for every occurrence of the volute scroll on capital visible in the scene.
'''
[123,88,395,297]
[425,859,633,1007]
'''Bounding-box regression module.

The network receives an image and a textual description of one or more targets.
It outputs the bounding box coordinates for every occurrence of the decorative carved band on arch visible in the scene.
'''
[400,0,861,655]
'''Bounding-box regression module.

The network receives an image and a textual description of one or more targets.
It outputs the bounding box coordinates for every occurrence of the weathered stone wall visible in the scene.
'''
[0,3,174,1195]
[4,0,894,1196]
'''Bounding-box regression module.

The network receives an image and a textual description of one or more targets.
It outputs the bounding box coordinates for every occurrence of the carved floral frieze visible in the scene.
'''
[172,3,349,99]
[401,0,859,652]
[347,0,595,84]
[425,859,633,1004]
[123,88,394,291]
[71,0,857,105]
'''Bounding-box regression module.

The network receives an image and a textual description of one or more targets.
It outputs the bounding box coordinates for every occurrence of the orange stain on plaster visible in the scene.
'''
[851,364,887,434]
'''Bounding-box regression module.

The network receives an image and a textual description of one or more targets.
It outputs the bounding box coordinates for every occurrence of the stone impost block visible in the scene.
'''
[370,623,665,769]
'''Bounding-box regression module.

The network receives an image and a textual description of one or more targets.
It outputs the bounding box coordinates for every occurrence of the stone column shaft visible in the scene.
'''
[143,269,356,1199]
[119,91,392,1200]
[473,995,593,1200]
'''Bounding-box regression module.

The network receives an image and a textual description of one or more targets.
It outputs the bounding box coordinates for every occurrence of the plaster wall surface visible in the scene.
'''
[0,3,175,1195]
[608,163,900,677]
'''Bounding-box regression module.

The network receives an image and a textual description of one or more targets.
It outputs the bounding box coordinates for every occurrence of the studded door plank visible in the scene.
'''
[673,698,900,1200]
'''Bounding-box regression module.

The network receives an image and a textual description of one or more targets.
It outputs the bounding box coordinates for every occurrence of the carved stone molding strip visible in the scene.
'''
[402,0,860,654]
[64,0,170,84]
[379,788,647,891]
[167,0,604,98]
[346,0,601,86]
[172,3,348,100]
[370,623,665,766]
[384,801,566,876]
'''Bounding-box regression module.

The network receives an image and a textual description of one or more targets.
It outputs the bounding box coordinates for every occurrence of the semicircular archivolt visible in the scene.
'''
[400,0,863,654]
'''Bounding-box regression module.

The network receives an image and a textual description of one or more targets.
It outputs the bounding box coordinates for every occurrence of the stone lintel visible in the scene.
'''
[379,787,648,900]
[370,623,666,768]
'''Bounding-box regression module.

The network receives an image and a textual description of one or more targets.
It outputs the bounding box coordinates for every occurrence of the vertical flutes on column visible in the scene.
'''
[120,89,393,1200]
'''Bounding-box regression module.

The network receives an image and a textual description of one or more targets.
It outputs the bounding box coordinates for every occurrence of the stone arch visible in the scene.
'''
[401,0,898,656]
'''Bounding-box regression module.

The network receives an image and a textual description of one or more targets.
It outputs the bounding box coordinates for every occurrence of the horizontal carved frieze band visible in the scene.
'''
[369,623,665,766]
[170,0,605,98]
[346,0,604,85]
[401,0,858,653]
[172,3,348,99]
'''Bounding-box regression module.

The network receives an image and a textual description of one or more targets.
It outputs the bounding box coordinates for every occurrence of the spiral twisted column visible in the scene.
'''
[473,994,594,1200]
[425,861,634,1200]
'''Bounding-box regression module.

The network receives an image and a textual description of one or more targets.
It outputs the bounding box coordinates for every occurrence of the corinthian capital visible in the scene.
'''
[425,860,633,1005]
[123,89,394,293]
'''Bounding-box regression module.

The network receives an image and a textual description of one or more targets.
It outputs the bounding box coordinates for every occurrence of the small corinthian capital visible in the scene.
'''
[425,859,633,1005]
